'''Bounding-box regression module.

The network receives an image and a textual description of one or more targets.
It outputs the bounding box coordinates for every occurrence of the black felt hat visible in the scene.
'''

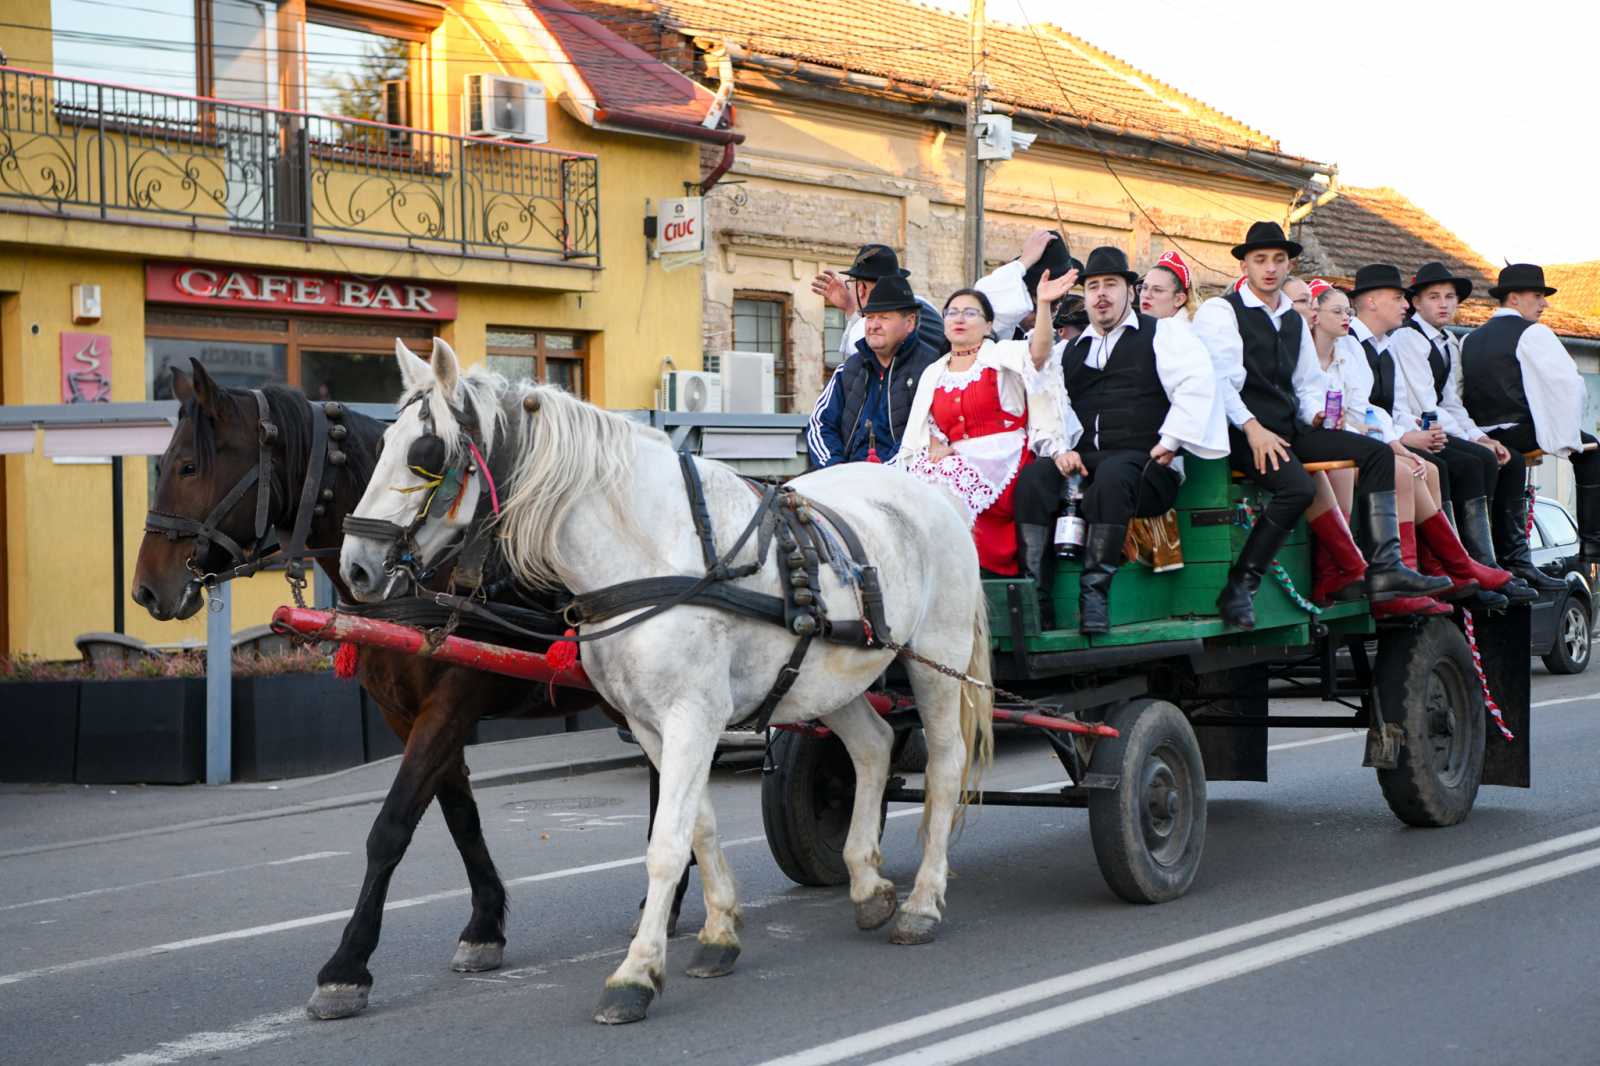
[1231,220,1303,260]
[858,274,920,313]
[1407,261,1473,300]
[842,243,909,281]
[1348,263,1408,298]
[1488,263,1558,300]
[1022,234,1083,297]
[1079,245,1140,285]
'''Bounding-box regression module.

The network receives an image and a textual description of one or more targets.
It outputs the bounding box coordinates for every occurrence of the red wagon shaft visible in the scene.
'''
[272,607,1117,739]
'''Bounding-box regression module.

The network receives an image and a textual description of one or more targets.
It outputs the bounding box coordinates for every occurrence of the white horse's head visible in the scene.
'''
[339,337,504,601]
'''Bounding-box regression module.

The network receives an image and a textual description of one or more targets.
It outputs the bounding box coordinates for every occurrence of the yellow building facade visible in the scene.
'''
[0,0,731,656]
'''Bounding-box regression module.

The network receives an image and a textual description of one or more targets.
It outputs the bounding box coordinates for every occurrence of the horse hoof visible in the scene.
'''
[887,912,940,946]
[685,941,740,979]
[450,941,505,973]
[593,983,655,1025]
[306,983,370,1020]
[854,884,899,931]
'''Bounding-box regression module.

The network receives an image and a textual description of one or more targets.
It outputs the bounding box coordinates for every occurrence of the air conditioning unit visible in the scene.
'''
[463,74,547,143]
[382,79,408,149]
[662,371,721,413]
[721,351,776,414]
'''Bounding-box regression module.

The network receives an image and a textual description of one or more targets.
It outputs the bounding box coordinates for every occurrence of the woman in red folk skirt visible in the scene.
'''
[893,288,1071,575]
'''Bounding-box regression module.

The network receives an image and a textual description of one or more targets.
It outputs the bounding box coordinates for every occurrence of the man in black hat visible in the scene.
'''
[1193,222,1448,629]
[1390,262,1542,598]
[1012,245,1225,633]
[812,243,946,359]
[1341,263,1520,610]
[806,275,941,467]
[1460,262,1600,562]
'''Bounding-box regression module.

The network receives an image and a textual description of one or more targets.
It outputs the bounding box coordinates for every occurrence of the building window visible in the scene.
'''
[302,17,416,124]
[732,294,793,411]
[145,311,431,403]
[485,328,588,397]
[823,306,847,367]
[50,0,199,98]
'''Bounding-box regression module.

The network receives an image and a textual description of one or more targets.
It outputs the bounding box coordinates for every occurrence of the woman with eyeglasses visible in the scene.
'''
[892,286,1073,576]
[1138,250,1192,321]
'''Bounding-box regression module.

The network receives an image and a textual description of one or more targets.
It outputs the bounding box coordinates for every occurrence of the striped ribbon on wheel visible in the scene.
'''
[1460,610,1515,741]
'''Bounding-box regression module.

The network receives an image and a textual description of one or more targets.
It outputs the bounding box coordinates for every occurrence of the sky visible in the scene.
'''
[927,0,1600,267]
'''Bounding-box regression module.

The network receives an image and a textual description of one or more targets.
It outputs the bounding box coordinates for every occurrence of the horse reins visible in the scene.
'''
[145,390,348,605]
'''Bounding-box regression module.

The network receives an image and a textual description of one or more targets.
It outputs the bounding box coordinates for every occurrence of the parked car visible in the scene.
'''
[1528,496,1598,674]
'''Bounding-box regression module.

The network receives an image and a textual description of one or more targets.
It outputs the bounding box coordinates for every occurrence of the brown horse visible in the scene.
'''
[132,361,611,1020]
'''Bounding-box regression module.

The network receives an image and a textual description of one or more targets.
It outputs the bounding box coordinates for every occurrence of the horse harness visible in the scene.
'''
[144,391,349,605]
[428,452,894,733]
[339,392,502,591]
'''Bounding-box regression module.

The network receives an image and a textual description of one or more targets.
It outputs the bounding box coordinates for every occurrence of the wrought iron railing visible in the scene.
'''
[0,66,599,263]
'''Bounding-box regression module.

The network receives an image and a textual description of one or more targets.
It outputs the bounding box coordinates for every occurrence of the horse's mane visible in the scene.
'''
[499,384,664,590]
[409,366,507,464]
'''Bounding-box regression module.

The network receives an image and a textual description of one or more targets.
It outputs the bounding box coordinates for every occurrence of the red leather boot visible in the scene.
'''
[1308,509,1366,605]
[1418,512,1514,593]
[1374,522,1453,619]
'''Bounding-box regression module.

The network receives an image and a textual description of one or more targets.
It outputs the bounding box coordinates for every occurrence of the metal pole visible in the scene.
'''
[111,455,124,634]
[205,582,232,785]
[962,0,987,281]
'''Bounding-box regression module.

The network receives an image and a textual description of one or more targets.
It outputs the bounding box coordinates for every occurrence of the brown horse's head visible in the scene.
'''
[132,360,272,620]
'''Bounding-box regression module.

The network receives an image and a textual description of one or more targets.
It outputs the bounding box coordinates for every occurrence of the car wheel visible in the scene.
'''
[1542,595,1591,675]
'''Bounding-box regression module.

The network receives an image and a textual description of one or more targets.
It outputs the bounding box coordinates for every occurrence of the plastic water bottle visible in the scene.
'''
[1363,407,1383,440]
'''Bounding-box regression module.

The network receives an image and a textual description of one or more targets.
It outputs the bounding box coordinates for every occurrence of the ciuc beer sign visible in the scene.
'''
[656,197,704,255]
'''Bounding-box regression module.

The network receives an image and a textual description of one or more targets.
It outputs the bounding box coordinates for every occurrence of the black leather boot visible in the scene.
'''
[1491,487,1566,593]
[1577,483,1600,560]
[1360,491,1453,601]
[1018,523,1049,586]
[1216,515,1293,630]
[1459,496,1538,604]
[1078,523,1126,636]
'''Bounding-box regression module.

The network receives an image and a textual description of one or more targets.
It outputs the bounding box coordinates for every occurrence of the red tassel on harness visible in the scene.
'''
[333,642,359,679]
[866,424,882,464]
[546,629,579,672]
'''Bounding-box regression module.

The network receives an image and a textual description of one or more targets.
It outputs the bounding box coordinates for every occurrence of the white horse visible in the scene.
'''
[341,338,994,1025]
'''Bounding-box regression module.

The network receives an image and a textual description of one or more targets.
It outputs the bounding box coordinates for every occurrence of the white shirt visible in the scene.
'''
[1193,284,1320,429]
[1299,331,1384,440]
[1334,317,1414,443]
[1474,308,1587,455]
[973,259,1035,342]
[1055,308,1227,477]
[1388,315,1483,440]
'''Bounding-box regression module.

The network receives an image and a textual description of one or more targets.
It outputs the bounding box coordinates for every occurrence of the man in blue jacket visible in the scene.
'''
[807,275,940,467]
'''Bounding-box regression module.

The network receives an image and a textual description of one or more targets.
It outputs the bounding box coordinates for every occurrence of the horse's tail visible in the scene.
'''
[955,588,996,817]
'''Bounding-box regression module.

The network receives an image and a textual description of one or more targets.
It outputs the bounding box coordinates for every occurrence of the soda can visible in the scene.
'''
[1323,390,1342,427]
[1420,410,1438,431]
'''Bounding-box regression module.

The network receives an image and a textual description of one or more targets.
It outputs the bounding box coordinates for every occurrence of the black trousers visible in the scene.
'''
[1228,426,1395,529]
[1014,449,1182,526]
[1487,424,1600,532]
[1439,434,1499,504]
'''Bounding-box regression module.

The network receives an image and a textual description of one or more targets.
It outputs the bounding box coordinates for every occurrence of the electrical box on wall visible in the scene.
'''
[71,283,102,323]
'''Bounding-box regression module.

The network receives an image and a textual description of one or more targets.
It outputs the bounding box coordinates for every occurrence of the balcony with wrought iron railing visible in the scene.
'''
[0,66,599,264]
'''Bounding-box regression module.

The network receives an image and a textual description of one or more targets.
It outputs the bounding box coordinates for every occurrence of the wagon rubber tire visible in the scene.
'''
[891,727,929,774]
[1542,595,1590,675]
[761,730,884,887]
[1374,617,1485,827]
[1086,700,1206,904]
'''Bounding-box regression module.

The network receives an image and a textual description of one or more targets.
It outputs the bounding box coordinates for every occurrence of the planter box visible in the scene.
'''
[232,674,364,781]
[76,678,204,784]
[0,680,81,783]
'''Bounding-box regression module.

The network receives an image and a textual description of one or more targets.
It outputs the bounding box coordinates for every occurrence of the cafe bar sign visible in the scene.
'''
[146,263,457,320]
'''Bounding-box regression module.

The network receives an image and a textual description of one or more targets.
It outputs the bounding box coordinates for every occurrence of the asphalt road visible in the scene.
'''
[2,666,1597,1066]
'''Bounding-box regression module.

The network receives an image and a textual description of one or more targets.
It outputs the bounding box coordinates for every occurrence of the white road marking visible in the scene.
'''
[1267,732,1360,752]
[1532,695,1596,708]
[0,852,347,913]
[82,1008,304,1066]
[754,822,1600,1066]
[867,845,1600,1066]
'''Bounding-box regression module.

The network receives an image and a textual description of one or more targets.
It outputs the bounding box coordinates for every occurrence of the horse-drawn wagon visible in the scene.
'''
[276,451,1531,910]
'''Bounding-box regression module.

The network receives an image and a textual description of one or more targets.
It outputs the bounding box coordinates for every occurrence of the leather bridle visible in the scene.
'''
[144,390,347,604]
